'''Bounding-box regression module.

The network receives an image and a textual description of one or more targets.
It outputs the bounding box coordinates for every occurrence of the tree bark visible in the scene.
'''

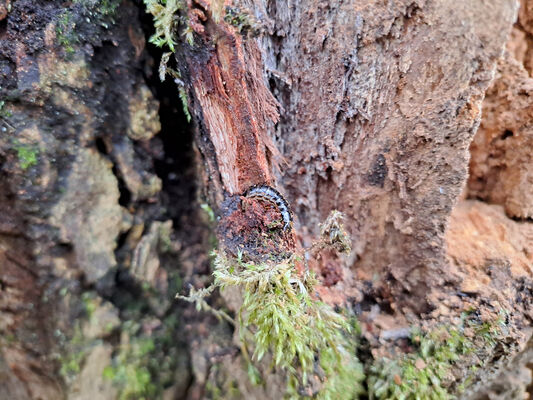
[0,0,532,399]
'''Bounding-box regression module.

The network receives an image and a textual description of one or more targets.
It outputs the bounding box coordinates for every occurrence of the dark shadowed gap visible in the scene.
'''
[139,11,197,225]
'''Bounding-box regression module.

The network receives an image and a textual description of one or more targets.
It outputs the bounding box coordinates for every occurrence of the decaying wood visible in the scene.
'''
[0,0,532,398]
[179,2,280,198]
[180,0,533,397]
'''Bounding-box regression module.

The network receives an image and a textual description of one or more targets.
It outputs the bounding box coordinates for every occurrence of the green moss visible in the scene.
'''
[367,316,506,400]
[96,0,120,16]
[0,100,12,118]
[103,315,180,399]
[178,207,509,399]
[59,324,88,383]
[200,203,215,223]
[14,143,38,170]
[178,86,192,122]
[72,0,120,14]
[223,6,255,34]
[70,0,121,28]
[81,292,98,319]
[178,212,364,398]
[183,252,508,399]
[56,10,78,55]
[212,252,364,399]
[103,334,157,400]
[144,0,184,51]
[146,0,195,125]
[158,54,192,122]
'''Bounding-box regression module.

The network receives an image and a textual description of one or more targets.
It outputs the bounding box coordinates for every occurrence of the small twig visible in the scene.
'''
[0,116,15,131]
[176,284,236,326]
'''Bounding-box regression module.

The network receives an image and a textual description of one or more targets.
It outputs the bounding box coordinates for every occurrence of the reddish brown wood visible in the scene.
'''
[185,15,279,195]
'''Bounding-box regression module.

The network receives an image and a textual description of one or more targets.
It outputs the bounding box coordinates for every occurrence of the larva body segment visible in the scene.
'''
[244,185,293,231]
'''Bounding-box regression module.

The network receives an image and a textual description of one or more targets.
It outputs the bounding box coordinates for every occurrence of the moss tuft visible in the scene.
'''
[158,53,192,122]
[0,100,12,118]
[367,316,506,400]
[102,334,157,400]
[103,315,180,399]
[56,10,78,55]
[178,207,510,399]
[58,324,89,383]
[211,252,364,399]
[223,6,262,36]
[96,0,120,16]
[200,203,216,223]
[143,0,184,51]
[14,143,39,170]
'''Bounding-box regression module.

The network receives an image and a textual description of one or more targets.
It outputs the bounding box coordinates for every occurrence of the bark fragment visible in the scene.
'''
[179,7,280,198]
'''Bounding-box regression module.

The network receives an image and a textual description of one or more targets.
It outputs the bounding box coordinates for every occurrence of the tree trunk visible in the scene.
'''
[0,0,532,399]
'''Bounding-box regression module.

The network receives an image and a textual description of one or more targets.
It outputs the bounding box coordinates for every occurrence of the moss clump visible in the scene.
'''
[200,203,216,223]
[56,10,78,54]
[102,334,157,400]
[0,100,12,118]
[145,0,195,125]
[211,252,364,399]
[367,316,506,400]
[14,143,38,170]
[158,52,192,122]
[81,292,98,319]
[178,85,192,122]
[144,0,184,51]
[223,6,262,36]
[95,0,120,17]
[103,316,180,400]
[58,324,89,383]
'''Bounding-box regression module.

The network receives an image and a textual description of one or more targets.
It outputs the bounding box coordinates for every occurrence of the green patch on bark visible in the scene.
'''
[102,334,157,399]
[103,314,181,399]
[14,143,38,170]
[56,0,122,54]
[223,6,262,36]
[178,210,511,398]
[94,0,120,17]
[158,52,192,122]
[74,0,121,23]
[56,10,78,55]
[0,100,12,118]
[81,292,99,320]
[368,314,507,400]
[58,324,89,382]
[144,0,198,125]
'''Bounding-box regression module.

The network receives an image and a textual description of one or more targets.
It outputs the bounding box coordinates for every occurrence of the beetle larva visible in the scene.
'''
[244,185,293,231]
